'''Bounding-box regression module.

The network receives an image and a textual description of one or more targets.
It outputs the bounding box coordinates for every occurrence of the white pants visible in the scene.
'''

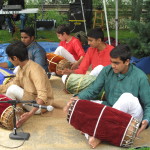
[89,65,104,77]
[54,46,76,63]
[6,85,41,114]
[62,65,104,84]
[92,93,143,122]
[112,93,143,122]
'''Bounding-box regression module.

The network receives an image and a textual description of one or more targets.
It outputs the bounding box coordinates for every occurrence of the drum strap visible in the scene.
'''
[47,57,58,65]
[68,100,78,124]
[93,105,107,137]
[120,117,133,146]
[0,68,13,85]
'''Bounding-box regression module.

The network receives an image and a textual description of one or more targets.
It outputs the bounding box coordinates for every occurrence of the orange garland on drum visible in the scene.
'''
[67,100,140,148]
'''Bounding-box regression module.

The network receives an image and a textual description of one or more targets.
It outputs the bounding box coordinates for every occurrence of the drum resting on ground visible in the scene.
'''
[65,74,105,100]
[0,95,24,130]
[65,73,96,94]
[46,53,71,73]
[67,100,140,148]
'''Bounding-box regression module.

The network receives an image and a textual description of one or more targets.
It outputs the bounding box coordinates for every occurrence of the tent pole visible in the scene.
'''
[115,0,118,46]
[103,0,111,45]
[80,0,87,35]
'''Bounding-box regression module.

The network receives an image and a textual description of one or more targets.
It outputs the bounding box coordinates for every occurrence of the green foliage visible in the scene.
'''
[127,20,150,58]
[36,10,68,27]
[128,148,150,150]
[143,0,150,22]
[127,1,150,58]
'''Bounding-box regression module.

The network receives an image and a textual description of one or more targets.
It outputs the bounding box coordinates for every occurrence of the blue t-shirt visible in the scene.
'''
[6,41,48,72]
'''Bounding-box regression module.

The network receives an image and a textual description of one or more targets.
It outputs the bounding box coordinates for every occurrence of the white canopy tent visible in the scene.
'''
[79,0,119,46]
[103,0,119,46]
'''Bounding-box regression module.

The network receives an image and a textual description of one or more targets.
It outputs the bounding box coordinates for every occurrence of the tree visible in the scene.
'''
[131,0,144,21]
[127,0,150,58]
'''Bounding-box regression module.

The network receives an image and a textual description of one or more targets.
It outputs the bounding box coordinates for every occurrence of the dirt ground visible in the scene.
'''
[0,76,150,150]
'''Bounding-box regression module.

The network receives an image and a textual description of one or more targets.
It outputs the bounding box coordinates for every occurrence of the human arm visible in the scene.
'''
[76,67,105,100]
[71,56,84,70]
[16,98,45,128]
[63,96,79,113]
[72,37,85,61]
[56,68,74,75]
[136,120,149,137]
[74,48,92,74]
[16,64,53,127]
[56,49,91,75]
[31,45,47,71]
[138,75,150,127]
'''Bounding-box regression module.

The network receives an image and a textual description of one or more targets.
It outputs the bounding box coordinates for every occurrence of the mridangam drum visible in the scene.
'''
[0,95,24,130]
[67,100,140,148]
[46,53,71,73]
[65,74,96,94]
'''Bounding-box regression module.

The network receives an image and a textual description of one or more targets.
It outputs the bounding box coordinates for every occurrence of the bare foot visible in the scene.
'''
[88,136,101,149]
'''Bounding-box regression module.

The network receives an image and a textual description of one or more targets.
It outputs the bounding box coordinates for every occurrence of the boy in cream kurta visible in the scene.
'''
[0,41,54,128]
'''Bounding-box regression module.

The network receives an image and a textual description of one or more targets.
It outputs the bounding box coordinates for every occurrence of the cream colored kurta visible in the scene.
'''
[0,60,54,105]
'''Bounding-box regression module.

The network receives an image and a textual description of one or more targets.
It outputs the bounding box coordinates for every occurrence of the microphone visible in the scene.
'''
[23,103,54,112]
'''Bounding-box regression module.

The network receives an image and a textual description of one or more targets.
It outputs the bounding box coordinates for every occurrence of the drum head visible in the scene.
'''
[1,106,24,130]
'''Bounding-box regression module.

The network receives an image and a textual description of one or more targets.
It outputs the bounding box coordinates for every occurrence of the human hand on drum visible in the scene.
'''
[16,112,33,128]
[56,69,64,76]
[70,62,79,70]
[136,120,149,137]
[56,68,74,75]
[63,96,79,113]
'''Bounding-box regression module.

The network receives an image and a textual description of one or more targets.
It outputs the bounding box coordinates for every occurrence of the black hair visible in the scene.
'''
[110,44,131,62]
[87,28,104,41]
[6,41,29,61]
[20,26,35,37]
[56,24,70,35]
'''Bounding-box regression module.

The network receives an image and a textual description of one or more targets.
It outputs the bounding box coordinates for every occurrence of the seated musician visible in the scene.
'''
[0,41,54,128]
[58,28,114,83]
[5,0,27,35]
[54,24,85,70]
[64,44,150,148]
[0,27,49,75]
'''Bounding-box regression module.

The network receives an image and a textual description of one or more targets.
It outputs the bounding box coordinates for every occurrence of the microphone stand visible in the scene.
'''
[9,100,30,140]
[0,100,36,140]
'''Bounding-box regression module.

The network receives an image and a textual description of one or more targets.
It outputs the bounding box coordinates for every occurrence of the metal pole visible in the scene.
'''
[115,0,119,46]
[103,0,111,45]
[80,0,87,35]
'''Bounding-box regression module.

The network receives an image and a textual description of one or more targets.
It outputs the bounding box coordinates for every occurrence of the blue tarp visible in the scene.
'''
[0,42,150,74]
[131,56,150,74]
[0,42,59,63]
[0,67,14,84]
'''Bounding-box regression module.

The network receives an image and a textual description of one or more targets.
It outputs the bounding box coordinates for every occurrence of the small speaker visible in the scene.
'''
[36,20,56,29]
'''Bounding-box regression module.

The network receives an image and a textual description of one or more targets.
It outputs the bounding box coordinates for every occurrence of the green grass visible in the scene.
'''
[0,28,59,44]
[128,148,150,150]
[0,28,137,44]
